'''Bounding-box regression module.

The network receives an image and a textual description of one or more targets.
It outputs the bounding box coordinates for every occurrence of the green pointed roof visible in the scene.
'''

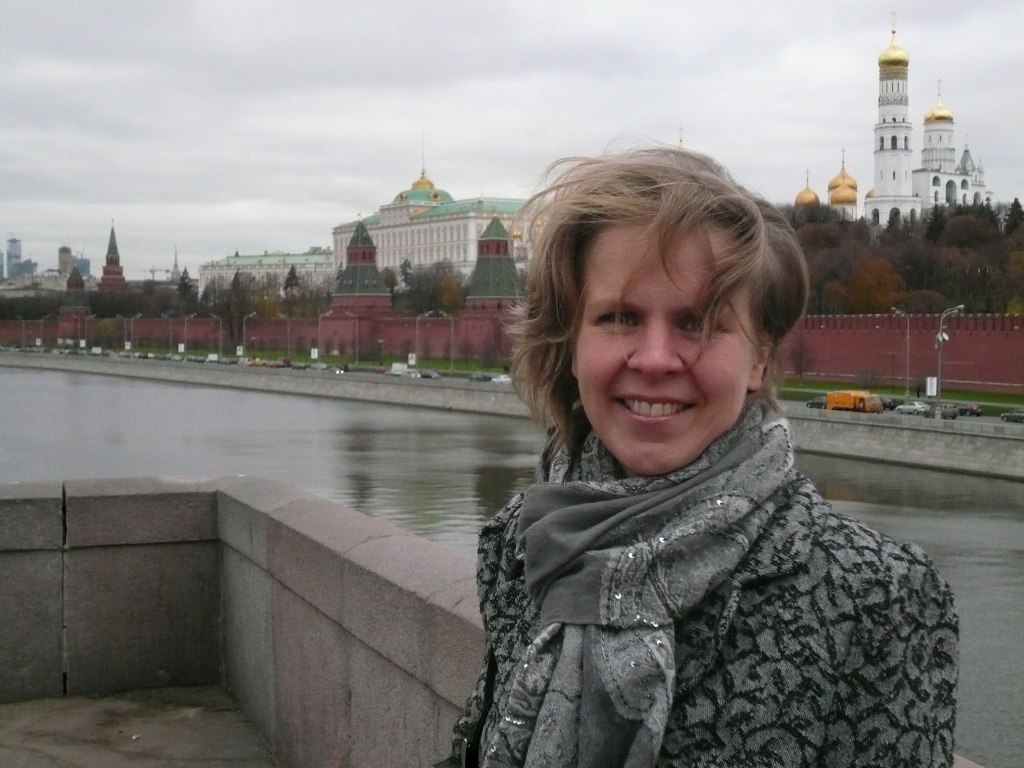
[468,221,518,301]
[349,220,374,247]
[334,264,390,296]
[479,217,510,241]
[106,225,120,263]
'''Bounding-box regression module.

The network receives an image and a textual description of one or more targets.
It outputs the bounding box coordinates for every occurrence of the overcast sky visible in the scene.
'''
[3,0,1021,280]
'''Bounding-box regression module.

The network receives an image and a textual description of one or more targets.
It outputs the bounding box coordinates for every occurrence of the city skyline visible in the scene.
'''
[3,0,1021,280]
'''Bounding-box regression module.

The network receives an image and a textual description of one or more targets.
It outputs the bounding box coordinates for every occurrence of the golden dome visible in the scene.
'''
[865,187,876,199]
[924,96,954,124]
[878,30,909,67]
[410,170,435,190]
[795,184,820,207]
[827,164,858,193]
[830,184,857,205]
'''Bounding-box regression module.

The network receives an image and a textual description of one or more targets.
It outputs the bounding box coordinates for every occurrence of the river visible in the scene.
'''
[0,367,1019,768]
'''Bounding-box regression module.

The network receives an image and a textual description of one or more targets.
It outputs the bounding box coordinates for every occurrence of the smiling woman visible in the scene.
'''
[437,147,958,768]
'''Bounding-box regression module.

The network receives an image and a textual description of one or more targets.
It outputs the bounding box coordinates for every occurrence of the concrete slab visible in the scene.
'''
[0,686,275,767]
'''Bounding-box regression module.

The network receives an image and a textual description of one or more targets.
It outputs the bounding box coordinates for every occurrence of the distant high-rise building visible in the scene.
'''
[58,246,74,276]
[6,238,22,279]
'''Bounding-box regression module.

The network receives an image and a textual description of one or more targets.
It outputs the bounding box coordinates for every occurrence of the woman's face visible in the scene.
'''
[571,224,766,476]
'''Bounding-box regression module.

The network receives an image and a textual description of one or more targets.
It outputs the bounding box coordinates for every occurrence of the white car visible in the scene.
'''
[490,374,512,384]
[894,400,930,415]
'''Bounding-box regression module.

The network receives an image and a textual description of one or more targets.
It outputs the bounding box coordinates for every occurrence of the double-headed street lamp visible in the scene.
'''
[935,303,965,403]
[890,307,911,403]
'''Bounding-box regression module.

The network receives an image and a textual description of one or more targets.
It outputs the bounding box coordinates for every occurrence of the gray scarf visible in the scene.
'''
[480,404,795,768]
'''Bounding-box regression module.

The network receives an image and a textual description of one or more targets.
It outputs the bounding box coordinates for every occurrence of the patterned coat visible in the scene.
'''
[448,474,958,768]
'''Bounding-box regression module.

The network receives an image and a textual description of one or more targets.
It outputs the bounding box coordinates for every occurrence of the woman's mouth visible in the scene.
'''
[623,399,685,417]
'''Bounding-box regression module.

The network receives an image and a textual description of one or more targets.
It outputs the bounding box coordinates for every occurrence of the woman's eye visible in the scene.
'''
[598,311,636,326]
[677,314,703,332]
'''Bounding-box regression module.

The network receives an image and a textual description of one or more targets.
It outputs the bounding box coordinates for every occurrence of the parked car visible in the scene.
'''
[926,402,959,419]
[894,400,930,415]
[468,372,492,382]
[1000,409,1024,423]
[955,402,983,417]
[805,396,827,409]
[418,369,441,379]
[490,374,512,384]
[878,396,897,411]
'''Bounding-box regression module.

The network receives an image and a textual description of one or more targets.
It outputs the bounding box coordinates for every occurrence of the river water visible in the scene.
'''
[1,367,1020,767]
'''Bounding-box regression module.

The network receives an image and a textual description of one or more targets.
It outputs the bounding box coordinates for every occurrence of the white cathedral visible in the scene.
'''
[796,24,989,224]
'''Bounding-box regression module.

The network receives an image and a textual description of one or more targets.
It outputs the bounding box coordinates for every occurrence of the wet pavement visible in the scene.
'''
[0,686,276,767]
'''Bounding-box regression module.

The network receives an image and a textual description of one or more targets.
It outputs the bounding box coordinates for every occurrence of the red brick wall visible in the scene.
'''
[781,314,1024,394]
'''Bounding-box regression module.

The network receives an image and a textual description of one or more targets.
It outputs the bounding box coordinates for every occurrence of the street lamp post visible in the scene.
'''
[37,315,49,348]
[183,313,196,355]
[890,307,911,403]
[317,310,333,363]
[434,310,455,373]
[163,314,173,354]
[242,312,256,358]
[278,314,292,359]
[15,315,26,349]
[341,310,360,367]
[935,303,965,405]
[116,314,128,351]
[415,312,429,364]
[128,313,142,353]
[213,315,223,359]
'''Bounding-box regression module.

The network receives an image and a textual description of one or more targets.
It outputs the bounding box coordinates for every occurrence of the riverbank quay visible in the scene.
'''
[0,476,987,768]
[3,350,1022,482]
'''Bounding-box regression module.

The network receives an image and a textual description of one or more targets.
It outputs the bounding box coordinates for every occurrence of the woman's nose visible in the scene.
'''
[626,323,693,373]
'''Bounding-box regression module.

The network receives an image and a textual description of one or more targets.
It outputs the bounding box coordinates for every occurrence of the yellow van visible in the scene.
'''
[825,390,884,413]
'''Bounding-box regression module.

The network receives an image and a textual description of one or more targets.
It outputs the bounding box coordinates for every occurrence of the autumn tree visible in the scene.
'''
[846,255,906,313]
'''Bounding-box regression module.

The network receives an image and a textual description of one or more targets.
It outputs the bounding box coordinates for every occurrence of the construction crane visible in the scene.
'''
[147,267,171,281]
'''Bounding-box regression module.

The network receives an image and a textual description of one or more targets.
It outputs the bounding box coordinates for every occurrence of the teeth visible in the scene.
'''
[625,400,683,417]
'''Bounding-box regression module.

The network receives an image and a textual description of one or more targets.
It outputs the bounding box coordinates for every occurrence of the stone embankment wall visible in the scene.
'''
[0,478,985,768]
[2,352,1022,481]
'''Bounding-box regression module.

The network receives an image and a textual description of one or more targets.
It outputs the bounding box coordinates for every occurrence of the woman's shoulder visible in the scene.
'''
[772,474,953,606]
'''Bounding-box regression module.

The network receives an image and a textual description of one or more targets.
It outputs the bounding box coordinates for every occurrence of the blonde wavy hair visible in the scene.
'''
[507,147,808,453]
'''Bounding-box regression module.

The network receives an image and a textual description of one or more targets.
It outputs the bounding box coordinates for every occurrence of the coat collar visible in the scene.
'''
[734,477,824,585]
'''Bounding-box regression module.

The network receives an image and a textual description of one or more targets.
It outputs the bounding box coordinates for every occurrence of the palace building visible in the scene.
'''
[331,169,527,278]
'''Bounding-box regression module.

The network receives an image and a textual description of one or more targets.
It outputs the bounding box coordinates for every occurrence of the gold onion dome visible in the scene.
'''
[924,98,954,123]
[795,184,820,207]
[865,187,876,199]
[878,31,909,67]
[827,165,858,193]
[831,184,857,205]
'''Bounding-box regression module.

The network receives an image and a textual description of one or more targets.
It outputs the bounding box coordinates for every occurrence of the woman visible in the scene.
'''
[440,147,957,768]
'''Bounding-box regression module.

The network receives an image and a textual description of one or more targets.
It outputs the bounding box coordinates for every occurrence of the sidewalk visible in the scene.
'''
[0,686,276,767]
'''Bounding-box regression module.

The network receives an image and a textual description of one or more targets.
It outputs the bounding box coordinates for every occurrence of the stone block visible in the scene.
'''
[64,478,218,547]
[0,551,63,702]
[64,542,220,695]
[348,641,454,768]
[221,544,276,745]
[0,483,62,551]
[271,580,351,768]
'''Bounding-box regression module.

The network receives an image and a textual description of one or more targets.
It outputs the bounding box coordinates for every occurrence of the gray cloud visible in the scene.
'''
[2,0,1020,278]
